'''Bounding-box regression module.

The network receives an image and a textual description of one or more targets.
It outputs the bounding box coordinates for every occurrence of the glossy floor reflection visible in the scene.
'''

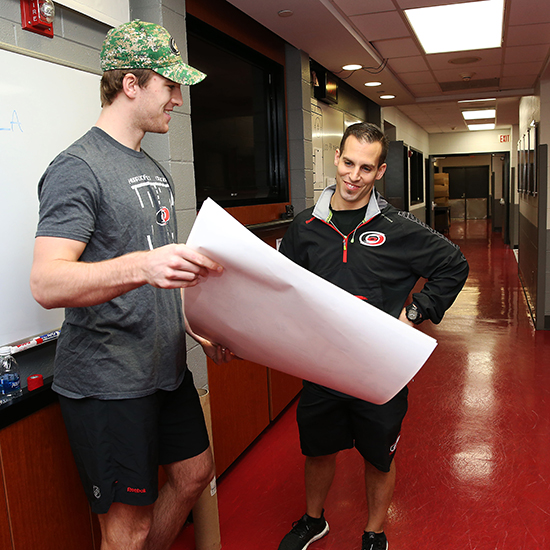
[173,220,550,550]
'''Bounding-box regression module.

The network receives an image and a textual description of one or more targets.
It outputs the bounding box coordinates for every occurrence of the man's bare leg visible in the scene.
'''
[304,453,338,518]
[145,447,214,550]
[98,502,154,550]
[364,459,396,533]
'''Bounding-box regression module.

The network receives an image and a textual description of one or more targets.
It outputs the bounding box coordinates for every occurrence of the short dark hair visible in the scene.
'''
[339,122,389,167]
[100,69,155,107]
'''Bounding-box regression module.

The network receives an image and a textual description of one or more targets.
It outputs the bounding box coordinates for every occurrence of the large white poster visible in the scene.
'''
[184,199,437,404]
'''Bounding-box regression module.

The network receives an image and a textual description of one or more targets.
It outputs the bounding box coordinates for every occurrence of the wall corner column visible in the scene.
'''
[285,44,314,213]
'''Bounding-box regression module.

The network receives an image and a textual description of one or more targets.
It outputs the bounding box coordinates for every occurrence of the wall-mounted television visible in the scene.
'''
[187,16,289,208]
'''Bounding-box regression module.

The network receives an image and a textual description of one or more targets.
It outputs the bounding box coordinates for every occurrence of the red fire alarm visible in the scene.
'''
[21,0,55,38]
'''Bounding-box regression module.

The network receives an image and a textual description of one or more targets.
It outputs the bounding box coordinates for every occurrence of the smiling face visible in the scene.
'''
[134,73,183,134]
[331,135,387,210]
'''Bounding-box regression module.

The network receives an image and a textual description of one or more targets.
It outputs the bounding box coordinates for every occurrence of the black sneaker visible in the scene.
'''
[362,531,388,550]
[277,513,329,550]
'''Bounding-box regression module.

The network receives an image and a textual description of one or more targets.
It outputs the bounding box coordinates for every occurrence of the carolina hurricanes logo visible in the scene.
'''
[359,231,386,247]
[156,207,171,226]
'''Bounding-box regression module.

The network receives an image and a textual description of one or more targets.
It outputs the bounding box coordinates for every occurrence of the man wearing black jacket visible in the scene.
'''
[277,122,469,550]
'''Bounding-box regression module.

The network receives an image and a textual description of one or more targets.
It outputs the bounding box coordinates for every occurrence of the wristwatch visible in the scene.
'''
[405,303,423,325]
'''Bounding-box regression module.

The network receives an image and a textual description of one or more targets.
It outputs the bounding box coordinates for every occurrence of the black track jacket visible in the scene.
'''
[280,186,469,324]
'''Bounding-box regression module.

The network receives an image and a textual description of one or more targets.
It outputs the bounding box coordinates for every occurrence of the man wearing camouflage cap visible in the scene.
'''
[31,20,232,550]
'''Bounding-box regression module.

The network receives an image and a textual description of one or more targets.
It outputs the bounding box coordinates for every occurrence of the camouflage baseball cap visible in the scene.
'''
[100,20,206,86]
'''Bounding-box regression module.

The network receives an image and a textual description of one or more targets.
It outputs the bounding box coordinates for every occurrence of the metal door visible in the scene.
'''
[444,166,489,220]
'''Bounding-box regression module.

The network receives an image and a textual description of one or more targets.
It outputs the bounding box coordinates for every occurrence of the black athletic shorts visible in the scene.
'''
[297,381,408,472]
[58,369,209,514]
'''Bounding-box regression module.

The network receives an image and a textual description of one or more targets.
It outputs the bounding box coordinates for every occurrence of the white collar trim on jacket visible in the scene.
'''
[312,184,383,222]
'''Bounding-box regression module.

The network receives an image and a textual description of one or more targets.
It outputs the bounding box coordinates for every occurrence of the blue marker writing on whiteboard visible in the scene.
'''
[11,330,61,354]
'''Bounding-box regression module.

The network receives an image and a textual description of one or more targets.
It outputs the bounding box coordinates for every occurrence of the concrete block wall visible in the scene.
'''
[285,44,314,213]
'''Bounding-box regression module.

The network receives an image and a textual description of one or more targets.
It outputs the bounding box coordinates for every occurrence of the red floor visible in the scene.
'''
[173,220,550,549]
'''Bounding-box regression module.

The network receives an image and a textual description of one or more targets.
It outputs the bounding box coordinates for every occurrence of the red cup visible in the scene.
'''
[27,374,44,391]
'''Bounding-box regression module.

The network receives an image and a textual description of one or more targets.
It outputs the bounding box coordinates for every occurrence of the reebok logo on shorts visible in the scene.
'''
[127,486,147,494]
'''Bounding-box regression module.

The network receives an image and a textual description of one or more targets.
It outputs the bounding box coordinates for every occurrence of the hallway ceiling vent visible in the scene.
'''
[440,78,500,92]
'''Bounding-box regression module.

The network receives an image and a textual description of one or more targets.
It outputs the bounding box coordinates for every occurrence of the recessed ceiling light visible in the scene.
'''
[462,109,496,120]
[342,64,362,71]
[380,94,395,100]
[468,123,496,131]
[405,0,504,54]
[278,9,293,17]
[365,81,382,87]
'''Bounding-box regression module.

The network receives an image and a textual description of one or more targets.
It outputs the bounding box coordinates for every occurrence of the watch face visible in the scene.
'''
[407,307,419,321]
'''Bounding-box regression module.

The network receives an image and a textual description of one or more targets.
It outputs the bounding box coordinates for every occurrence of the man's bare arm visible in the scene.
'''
[31,236,222,309]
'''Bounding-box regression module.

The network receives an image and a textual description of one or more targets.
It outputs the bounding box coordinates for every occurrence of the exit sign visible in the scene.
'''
[499,134,510,143]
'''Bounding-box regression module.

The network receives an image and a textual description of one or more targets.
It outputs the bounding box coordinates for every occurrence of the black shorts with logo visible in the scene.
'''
[297,381,408,472]
[59,369,209,514]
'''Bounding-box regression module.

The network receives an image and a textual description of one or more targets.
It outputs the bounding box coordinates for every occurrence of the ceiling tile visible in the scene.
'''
[351,11,410,41]
[388,56,429,72]
[499,75,537,89]
[398,107,426,118]
[508,0,550,25]
[502,61,543,76]
[507,23,550,47]
[374,38,422,58]
[399,71,437,85]
[334,0,395,16]
[407,82,443,94]
[504,44,550,64]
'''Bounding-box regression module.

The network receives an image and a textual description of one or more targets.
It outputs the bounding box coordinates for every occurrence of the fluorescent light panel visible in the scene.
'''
[468,123,496,131]
[405,0,504,54]
[458,98,496,103]
[462,109,496,120]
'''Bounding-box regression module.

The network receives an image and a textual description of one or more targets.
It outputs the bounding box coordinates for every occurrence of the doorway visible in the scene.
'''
[443,165,489,220]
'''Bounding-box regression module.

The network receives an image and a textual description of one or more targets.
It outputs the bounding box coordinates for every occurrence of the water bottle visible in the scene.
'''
[0,347,22,401]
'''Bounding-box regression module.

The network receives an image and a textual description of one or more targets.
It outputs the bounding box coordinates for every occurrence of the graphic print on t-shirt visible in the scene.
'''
[128,173,176,250]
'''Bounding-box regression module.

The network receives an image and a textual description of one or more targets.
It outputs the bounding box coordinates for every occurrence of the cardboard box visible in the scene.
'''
[434,173,449,185]
[434,173,449,199]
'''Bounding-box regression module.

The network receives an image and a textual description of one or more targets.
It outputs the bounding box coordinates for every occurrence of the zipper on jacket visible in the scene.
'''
[343,234,349,262]
[326,220,368,263]
[321,212,376,263]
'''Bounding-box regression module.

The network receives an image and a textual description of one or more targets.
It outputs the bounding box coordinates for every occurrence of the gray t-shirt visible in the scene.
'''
[36,127,187,399]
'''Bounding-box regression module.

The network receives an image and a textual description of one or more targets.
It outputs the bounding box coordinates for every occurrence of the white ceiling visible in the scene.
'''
[225,0,550,134]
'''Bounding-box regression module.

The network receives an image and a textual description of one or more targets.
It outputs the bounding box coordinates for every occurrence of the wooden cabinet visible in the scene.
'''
[268,369,302,420]
[0,471,12,550]
[207,357,301,476]
[0,403,97,550]
[207,357,271,475]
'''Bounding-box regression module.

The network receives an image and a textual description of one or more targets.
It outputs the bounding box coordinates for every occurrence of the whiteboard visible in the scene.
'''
[0,48,101,347]
[55,0,130,27]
